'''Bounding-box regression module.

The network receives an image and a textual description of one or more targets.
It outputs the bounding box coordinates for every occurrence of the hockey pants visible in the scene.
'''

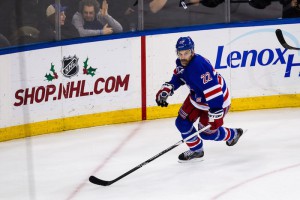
[175,96,237,151]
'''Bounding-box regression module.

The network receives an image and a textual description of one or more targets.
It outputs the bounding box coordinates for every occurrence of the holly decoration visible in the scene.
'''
[83,57,97,76]
[45,63,58,81]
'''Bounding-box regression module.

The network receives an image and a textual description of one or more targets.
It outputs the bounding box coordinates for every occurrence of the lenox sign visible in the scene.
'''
[214,46,300,77]
[212,29,300,78]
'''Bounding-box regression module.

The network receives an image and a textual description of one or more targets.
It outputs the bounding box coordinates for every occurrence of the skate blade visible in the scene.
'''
[178,157,204,163]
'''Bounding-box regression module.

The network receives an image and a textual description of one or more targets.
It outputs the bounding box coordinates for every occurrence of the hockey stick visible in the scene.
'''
[89,124,211,186]
[275,29,300,50]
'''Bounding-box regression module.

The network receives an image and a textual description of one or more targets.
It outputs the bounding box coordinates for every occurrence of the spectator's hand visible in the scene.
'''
[291,0,300,9]
[190,0,201,6]
[102,24,113,35]
[101,0,108,16]
[125,7,135,15]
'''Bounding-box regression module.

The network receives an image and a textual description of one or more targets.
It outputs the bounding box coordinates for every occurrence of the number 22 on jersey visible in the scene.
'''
[201,72,212,84]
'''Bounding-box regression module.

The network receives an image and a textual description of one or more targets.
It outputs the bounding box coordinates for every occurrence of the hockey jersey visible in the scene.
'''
[169,53,230,111]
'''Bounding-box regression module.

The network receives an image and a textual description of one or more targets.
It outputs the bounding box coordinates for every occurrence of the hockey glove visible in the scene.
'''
[208,109,224,130]
[156,82,174,107]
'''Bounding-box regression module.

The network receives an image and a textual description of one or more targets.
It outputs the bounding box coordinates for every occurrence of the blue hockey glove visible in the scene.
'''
[156,83,174,107]
[208,109,224,130]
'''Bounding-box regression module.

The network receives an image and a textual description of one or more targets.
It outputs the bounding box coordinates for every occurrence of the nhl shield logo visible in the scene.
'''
[61,55,79,78]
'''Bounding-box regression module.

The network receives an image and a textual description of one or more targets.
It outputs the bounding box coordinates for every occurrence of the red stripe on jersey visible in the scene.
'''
[224,128,231,141]
[186,137,201,148]
[204,86,222,99]
[218,76,222,85]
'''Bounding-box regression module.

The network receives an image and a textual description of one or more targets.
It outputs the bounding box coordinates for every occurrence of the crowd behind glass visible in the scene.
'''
[0,0,299,49]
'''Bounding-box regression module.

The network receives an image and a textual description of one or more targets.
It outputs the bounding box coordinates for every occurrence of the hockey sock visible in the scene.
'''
[200,127,237,141]
[175,116,203,151]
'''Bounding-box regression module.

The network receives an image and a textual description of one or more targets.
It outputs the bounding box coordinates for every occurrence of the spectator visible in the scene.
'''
[109,0,138,32]
[0,33,10,48]
[38,3,80,42]
[10,26,40,45]
[0,1,16,41]
[282,0,300,18]
[142,0,187,29]
[143,0,222,30]
[109,0,173,31]
[72,0,123,37]
[37,0,81,27]
[185,0,226,26]
[62,0,82,20]
[0,0,39,45]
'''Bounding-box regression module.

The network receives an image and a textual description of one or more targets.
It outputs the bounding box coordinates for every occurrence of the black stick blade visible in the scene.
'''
[275,29,300,50]
[89,176,112,186]
[275,29,286,47]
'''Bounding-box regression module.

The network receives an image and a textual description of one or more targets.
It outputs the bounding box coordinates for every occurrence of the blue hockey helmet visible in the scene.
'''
[176,36,194,52]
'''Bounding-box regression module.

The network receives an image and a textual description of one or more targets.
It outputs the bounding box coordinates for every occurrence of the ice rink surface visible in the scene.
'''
[1,108,300,200]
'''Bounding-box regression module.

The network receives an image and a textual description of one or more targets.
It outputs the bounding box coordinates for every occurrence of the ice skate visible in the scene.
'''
[226,128,244,146]
[178,149,204,163]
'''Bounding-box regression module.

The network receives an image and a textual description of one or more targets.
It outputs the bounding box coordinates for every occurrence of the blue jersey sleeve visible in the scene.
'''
[169,70,185,90]
[168,60,186,90]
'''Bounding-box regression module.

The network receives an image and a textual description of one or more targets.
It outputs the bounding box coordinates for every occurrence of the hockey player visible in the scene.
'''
[155,36,243,162]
